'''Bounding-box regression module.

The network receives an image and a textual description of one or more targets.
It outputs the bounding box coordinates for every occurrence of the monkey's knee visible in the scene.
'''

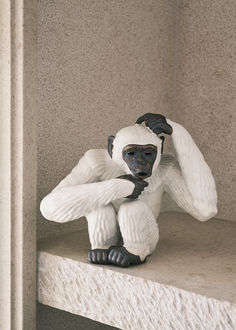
[86,204,119,250]
[118,199,155,234]
[119,199,147,213]
[118,200,159,261]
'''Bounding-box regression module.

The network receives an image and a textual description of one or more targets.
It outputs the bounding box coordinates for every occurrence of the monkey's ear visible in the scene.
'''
[159,136,165,154]
[107,136,115,158]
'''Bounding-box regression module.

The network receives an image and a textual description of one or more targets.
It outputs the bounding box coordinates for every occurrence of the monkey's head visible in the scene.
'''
[107,125,164,179]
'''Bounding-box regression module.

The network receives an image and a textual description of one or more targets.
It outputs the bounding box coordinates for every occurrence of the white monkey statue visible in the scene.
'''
[40,113,217,267]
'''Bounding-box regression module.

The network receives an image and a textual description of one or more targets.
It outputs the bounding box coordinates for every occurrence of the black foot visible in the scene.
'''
[88,248,110,265]
[108,246,145,268]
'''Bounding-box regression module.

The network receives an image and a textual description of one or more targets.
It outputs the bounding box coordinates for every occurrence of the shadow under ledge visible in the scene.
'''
[37,212,236,330]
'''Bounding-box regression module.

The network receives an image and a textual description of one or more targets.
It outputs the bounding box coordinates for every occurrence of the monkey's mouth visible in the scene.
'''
[134,171,150,179]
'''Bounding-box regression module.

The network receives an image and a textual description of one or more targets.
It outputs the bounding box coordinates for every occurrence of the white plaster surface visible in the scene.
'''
[0,1,37,329]
[38,212,236,330]
[0,1,11,327]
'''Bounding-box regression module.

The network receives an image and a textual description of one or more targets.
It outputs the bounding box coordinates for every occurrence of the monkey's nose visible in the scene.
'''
[137,158,146,165]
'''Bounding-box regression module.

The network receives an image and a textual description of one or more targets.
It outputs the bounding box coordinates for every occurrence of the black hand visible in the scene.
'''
[136,113,173,136]
[117,174,148,199]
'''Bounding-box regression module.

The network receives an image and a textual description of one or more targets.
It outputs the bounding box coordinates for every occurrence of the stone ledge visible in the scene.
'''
[37,212,236,329]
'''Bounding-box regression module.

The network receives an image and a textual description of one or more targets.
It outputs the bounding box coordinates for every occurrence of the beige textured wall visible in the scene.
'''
[173,0,236,221]
[38,0,236,242]
[38,0,176,239]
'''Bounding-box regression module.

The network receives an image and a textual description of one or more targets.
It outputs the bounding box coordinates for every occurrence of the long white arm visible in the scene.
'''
[40,150,134,223]
[163,120,217,221]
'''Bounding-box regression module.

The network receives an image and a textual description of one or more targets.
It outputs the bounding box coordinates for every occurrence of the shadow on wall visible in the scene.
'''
[37,304,119,330]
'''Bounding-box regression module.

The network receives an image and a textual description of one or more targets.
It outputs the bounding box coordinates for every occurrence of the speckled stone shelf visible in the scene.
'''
[37,212,236,330]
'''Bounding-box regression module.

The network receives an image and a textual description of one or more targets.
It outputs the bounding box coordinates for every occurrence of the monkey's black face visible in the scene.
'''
[122,144,157,179]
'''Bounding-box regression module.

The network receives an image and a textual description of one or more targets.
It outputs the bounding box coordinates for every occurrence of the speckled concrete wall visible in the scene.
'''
[37,0,177,239]
[173,0,236,221]
[38,0,236,242]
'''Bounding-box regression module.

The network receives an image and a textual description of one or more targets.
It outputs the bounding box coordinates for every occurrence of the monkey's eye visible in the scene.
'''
[145,152,152,155]
[127,151,135,156]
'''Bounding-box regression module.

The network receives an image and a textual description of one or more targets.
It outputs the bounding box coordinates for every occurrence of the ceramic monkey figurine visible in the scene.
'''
[41,114,217,267]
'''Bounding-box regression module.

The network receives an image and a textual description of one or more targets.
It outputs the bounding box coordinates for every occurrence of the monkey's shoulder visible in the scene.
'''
[84,149,110,164]
[83,149,122,178]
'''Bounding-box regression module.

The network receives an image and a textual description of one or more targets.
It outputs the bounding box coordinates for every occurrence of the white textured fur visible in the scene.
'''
[40,120,217,259]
